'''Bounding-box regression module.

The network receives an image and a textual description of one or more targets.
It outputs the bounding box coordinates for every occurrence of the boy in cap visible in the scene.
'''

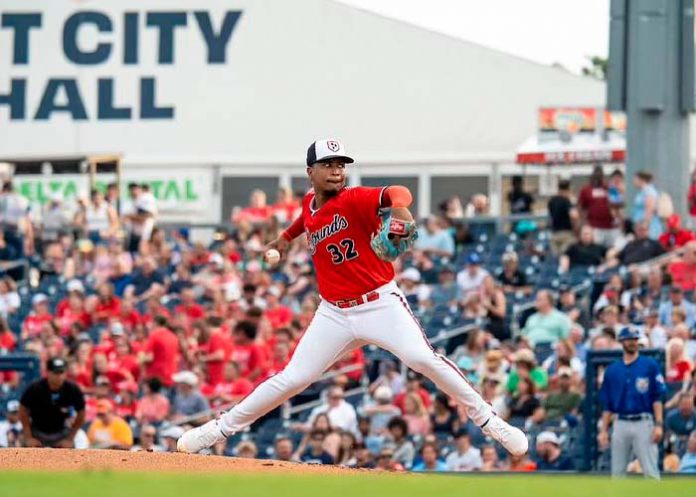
[535,431,574,471]
[0,400,22,447]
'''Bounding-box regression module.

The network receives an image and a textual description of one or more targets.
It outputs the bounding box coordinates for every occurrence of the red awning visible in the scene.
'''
[516,133,626,165]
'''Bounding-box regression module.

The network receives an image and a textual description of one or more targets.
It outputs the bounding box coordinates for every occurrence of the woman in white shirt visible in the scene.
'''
[76,189,119,244]
[0,277,20,318]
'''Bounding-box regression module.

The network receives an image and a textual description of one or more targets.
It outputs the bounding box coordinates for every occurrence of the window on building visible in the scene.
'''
[430,176,489,215]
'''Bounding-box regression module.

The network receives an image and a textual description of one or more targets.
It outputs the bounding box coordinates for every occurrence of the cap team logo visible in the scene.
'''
[327,140,340,152]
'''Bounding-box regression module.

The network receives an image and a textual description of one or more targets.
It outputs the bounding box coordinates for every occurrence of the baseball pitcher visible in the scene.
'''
[177,139,527,457]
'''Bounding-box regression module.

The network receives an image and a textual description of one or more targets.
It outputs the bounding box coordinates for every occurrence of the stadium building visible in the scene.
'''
[1,0,606,223]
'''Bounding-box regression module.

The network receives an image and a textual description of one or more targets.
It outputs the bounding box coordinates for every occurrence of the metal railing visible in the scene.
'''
[171,363,367,427]
[283,385,368,419]
[429,323,476,346]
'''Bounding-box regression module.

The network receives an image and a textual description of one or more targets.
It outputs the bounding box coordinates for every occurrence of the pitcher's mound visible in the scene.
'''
[2,448,356,474]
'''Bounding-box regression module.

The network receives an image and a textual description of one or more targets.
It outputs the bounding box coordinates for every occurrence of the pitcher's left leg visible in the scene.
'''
[359,290,528,455]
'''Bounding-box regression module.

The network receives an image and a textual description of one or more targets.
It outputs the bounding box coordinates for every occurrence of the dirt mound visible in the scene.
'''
[0,448,357,474]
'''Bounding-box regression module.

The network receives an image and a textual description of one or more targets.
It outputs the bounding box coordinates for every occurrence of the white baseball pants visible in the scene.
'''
[218,281,493,435]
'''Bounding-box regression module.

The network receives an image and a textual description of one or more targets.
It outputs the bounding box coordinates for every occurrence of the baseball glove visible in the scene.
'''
[370,208,418,262]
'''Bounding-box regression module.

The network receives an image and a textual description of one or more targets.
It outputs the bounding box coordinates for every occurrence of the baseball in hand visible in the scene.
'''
[265,249,281,265]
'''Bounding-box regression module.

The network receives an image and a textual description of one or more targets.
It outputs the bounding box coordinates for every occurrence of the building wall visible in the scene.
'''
[1,0,604,164]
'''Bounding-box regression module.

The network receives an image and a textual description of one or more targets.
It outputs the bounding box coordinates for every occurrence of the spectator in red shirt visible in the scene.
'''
[659,214,695,251]
[0,369,19,390]
[196,317,230,386]
[92,283,121,324]
[189,242,211,267]
[21,294,53,340]
[116,297,141,332]
[175,287,205,322]
[112,337,140,382]
[140,315,180,387]
[578,166,618,248]
[229,320,267,382]
[92,352,131,387]
[207,361,254,408]
[115,381,139,421]
[221,238,243,265]
[264,287,293,330]
[0,318,16,352]
[57,294,91,336]
[70,340,93,390]
[266,340,291,378]
[140,296,171,328]
[232,189,274,224]
[668,241,696,292]
[272,186,301,223]
[330,348,365,388]
[666,337,693,383]
[55,279,86,317]
[394,372,432,413]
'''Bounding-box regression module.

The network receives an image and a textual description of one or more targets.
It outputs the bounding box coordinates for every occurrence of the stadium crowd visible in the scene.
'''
[0,168,695,474]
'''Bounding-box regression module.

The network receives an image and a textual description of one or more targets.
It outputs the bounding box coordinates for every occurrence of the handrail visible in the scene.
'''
[283,386,368,418]
[429,323,477,346]
[170,364,366,427]
[151,213,551,236]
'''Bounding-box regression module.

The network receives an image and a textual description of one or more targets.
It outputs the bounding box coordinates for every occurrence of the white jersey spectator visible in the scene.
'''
[445,432,483,472]
[397,268,431,305]
[457,253,489,294]
[41,194,70,242]
[307,386,358,435]
[464,194,488,218]
[0,185,29,227]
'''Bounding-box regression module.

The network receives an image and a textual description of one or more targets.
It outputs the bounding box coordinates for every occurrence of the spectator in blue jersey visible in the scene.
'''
[598,327,666,479]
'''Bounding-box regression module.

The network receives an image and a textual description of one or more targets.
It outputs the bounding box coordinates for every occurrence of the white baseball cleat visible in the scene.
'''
[177,419,228,454]
[481,415,529,456]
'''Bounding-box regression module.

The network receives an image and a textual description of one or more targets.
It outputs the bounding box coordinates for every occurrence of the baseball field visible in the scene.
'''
[0,449,692,497]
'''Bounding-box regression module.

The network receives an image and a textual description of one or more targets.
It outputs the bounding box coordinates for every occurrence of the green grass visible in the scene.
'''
[0,472,693,497]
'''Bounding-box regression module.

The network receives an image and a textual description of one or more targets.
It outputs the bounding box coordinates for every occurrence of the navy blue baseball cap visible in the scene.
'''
[467,252,482,265]
[306,138,354,166]
[617,327,640,341]
[46,357,67,373]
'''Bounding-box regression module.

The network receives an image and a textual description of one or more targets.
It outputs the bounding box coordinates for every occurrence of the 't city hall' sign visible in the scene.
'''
[0,10,242,120]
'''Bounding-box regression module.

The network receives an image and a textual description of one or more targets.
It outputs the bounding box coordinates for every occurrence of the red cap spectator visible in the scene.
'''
[659,214,695,250]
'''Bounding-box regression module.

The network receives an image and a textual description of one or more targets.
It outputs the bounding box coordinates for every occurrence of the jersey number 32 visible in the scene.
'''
[326,238,359,264]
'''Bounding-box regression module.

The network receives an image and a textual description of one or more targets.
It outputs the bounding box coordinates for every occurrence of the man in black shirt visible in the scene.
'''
[561,225,607,271]
[128,256,165,300]
[548,180,577,256]
[497,252,531,295]
[610,222,666,266]
[19,357,86,448]
[508,176,534,214]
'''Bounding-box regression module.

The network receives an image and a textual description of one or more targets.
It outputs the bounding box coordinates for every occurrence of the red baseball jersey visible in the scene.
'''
[301,186,394,301]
